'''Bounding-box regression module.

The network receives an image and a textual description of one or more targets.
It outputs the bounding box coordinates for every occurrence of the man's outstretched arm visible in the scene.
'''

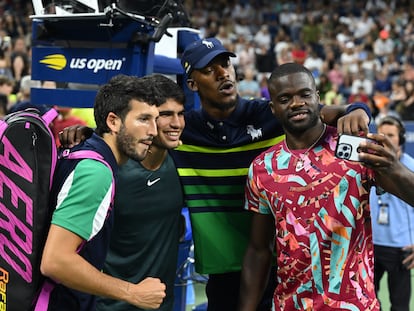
[321,103,371,135]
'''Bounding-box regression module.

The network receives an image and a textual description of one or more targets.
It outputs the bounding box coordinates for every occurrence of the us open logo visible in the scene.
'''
[39,54,67,70]
[39,54,126,73]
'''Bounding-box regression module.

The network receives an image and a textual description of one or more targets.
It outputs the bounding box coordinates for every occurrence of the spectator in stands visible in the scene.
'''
[395,80,414,121]
[373,68,392,96]
[11,36,28,54]
[289,6,305,42]
[335,23,353,50]
[255,42,274,74]
[259,75,270,100]
[0,51,13,80]
[338,71,353,102]
[327,62,345,88]
[324,83,343,106]
[1,10,24,39]
[351,71,373,97]
[370,115,414,311]
[51,106,88,147]
[340,41,359,74]
[215,25,235,48]
[361,50,382,81]
[373,29,395,64]
[373,92,400,125]
[383,52,402,81]
[0,74,14,105]
[317,73,332,102]
[10,51,30,94]
[321,46,337,73]
[303,48,324,80]
[233,16,253,41]
[7,75,50,114]
[238,67,261,99]
[276,45,293,66]
[353,11,376,44]
[390,79,409,110]
[235,36,256,73]
[301,14,322,58]
[273,28,292,65]
[349,85,370,105]
[10,74,36,104]
[253,25,271,51]
[291,42,307,65]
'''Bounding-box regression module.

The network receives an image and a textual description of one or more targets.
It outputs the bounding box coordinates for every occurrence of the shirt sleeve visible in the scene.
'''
[244,162,272,215]
[52,159,113,241]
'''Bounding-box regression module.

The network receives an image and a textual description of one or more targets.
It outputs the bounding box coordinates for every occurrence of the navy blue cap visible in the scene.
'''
[181,38,236,75]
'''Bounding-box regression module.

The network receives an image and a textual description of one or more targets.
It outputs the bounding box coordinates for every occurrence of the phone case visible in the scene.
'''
[335,134,373,161]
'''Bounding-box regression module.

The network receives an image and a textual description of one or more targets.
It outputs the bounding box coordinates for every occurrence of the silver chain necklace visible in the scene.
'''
[285,124,327,171]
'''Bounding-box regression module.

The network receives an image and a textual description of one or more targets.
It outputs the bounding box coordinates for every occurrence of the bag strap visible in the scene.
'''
[33,149,116,311]
[63,149,116,202]
[41,109,59,126]
[0,119,6,137]
[33,279,55,311]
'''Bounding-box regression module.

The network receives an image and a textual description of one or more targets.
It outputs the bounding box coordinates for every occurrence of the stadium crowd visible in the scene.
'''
[183,0,414,123]
[0,0,413,123]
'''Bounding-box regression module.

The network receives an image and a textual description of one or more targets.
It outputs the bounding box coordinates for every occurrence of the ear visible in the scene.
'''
[106,112,121,134]
[186,78,198,91]
[269,101,275,114]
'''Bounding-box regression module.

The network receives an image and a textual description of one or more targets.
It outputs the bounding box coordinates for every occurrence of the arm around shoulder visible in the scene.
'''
[320,102,370,135]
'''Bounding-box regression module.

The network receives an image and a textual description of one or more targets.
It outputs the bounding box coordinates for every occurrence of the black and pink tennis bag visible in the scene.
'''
[0,108,114,311]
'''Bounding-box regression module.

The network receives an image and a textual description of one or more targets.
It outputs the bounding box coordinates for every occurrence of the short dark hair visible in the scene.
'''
[94,74,166,136]
[141,74,185,106]
[268,62,315,93]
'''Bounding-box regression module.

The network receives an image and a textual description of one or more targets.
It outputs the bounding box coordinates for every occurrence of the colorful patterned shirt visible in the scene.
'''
[245,126,380,311]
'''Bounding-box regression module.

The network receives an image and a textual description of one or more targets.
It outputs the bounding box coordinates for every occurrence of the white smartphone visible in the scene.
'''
[335,134,375,161]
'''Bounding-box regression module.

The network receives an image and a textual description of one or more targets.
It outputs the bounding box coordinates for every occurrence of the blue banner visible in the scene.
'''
[32,45,154,84]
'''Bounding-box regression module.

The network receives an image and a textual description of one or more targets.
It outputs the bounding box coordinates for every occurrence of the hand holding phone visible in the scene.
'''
[335,134,375,162]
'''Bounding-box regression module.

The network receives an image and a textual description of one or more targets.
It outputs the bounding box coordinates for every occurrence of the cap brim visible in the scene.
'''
[193,50,236,70]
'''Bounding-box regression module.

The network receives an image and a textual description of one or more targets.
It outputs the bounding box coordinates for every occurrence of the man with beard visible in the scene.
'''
[239,63,414,310]
[38,75,166,310]
[95,74,186,311]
